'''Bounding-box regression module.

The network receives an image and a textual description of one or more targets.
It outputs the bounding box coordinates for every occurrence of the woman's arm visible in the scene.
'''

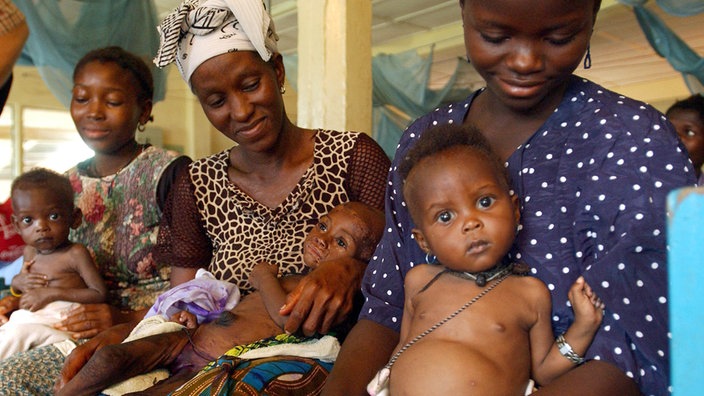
[156,160,213,271]
[345,133,391,211]
[322,319,399,396]
[0,2,28,87]
[55,321,175,395]
[53,305,147,340]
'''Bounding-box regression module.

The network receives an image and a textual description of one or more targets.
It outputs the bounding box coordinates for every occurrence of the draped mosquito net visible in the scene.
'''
[15,0,165,108]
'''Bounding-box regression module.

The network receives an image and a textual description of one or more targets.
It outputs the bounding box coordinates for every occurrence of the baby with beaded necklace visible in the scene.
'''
[368,124,605,395]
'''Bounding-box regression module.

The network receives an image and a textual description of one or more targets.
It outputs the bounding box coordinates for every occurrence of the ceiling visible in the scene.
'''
[154,0,704,104]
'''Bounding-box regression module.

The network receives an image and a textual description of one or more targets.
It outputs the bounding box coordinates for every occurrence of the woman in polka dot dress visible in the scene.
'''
[325,0,695,395]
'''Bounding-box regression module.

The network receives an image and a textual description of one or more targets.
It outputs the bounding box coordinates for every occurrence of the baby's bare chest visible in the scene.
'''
[409,279,536,341]
[30,255,83,287]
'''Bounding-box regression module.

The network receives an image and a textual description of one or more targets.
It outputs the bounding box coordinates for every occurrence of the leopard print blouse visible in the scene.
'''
[158,130,389,293]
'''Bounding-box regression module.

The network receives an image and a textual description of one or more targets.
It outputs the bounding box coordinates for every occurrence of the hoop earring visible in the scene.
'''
[425,252,438,264]
[280,85,286,94]
[137,123,146,132]
[583,45,592,70]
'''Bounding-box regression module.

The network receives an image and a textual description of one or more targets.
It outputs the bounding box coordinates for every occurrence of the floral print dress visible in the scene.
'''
[67,146,182,311]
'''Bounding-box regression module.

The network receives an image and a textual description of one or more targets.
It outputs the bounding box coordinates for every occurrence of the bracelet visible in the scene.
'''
[556,333,586,365]
[9,286,22,298]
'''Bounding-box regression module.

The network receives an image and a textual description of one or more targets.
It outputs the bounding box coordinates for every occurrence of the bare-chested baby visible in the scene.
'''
[367,124,605,396]
[55,201,384,396]
[0,168,106,359]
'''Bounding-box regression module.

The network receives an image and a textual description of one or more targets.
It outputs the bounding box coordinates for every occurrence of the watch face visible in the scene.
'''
[559,344,570,354]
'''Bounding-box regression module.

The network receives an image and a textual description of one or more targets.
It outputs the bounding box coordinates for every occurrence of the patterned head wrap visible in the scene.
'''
[154,0,279,84]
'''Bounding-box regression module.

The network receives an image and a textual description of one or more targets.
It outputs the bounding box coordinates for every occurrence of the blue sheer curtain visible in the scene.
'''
[15,0,166,108]
[617,0,704,94]
[283,49,471,158]
[370,49,471,157]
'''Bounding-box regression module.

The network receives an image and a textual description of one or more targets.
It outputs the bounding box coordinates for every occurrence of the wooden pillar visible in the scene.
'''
[297,0,372,134]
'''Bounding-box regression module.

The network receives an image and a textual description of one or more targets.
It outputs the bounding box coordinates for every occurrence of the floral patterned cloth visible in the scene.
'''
[67,146,183,310]
[169,334,333,396]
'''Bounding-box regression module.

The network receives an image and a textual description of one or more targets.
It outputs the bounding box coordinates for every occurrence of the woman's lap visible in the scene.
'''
[0,344,64,396]
[170,355,333,396]
[169,334,334,395]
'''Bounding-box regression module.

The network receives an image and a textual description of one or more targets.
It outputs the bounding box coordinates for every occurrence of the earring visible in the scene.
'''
[583,44,592,70]
[280,85,286,94]
[137,123,146,132]
[425,252,438,264]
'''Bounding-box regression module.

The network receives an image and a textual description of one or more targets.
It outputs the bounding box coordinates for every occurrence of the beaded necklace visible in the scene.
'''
[443,260,513,287]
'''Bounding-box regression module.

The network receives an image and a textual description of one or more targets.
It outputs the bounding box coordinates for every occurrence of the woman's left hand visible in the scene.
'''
[279,257,364,336]
[0,295,19,324]
[53,303,117,339]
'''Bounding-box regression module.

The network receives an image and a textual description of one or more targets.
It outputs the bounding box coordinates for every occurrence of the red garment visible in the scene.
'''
[0,198,24,262]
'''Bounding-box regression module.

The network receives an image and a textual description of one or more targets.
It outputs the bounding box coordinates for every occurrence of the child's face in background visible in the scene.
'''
[71,61,149,155]
[11,188,77,254]
[406,147,519,273]
[668,108,704,170]
[302,205,373,268]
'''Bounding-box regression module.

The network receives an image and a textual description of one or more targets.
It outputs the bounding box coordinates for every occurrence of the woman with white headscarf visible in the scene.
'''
[38,0,388,395]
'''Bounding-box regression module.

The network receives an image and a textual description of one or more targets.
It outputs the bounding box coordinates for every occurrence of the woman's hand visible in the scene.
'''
[279,257,364,336]
[53,303,118,339]
[0,295,19,324]
[54,322,134,394]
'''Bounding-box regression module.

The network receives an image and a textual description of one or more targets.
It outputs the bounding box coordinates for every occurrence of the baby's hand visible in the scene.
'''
[170,310,198,329]
[21,258,35,273]
[568,276,604,332]
[249,261,279,290]
[19,288,53,311]
[12,261,48,291]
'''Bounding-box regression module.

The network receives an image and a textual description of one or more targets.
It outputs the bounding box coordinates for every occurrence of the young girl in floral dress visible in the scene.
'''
[0,46,190,394]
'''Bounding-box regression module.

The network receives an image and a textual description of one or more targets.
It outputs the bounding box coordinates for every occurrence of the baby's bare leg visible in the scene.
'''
[56,331,190,396]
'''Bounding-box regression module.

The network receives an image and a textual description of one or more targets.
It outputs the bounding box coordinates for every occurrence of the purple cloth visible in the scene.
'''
[146,269,240,324]
[360,76,695,395]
